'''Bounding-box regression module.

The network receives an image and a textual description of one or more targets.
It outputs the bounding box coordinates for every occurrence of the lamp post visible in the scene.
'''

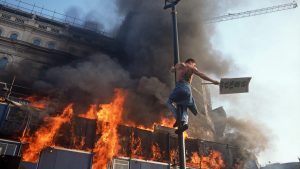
[164,0,180,65]
[164,1,186,169]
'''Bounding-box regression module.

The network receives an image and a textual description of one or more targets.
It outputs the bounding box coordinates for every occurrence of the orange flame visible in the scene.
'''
[170,149,179,164]
[21,104,73,162]
[24,96,49,109]
[151,142,162,161]
[20,88,217,168]
[130,132,143,159]
[92,89,126,169]
[157,117,176,128]
[78,104,97,120]
[188,150,225,169]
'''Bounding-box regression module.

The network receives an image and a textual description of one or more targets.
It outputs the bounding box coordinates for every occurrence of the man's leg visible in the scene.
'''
[175,105,188,134]
[166,99,180,127]
[188,98,199,116]
[181,105,188,125]
[166,99,177,118]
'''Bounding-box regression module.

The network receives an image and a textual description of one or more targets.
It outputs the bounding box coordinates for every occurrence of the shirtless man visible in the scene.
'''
[166,58,219,133]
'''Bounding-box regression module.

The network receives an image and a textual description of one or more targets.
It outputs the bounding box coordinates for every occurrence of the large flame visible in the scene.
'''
[20,104,73,162]
[20,89,225,169]
[92,89,125,169]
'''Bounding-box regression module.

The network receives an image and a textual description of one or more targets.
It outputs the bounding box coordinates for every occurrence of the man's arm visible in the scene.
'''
[193,67,219,85]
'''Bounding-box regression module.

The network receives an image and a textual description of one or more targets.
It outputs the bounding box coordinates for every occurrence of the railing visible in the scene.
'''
[0,0,114,37]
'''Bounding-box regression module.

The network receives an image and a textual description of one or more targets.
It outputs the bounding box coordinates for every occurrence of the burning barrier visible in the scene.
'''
[20,89,226,169]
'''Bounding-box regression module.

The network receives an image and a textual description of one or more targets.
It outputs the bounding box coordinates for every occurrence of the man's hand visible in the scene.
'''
[212,80,220,85]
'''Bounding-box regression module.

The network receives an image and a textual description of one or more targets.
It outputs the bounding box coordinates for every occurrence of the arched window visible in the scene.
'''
[0,57,8,70]
[33,38,42,46]
[47,42,56,49]
[9,33,18,40]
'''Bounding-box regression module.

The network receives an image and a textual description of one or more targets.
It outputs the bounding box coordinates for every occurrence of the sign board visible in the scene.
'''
[220,77,251,94]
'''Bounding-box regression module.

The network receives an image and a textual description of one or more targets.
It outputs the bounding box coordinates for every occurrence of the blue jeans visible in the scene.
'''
[166,81,198,125]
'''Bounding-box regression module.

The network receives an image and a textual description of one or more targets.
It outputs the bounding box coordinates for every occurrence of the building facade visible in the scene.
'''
[0,3,118,81]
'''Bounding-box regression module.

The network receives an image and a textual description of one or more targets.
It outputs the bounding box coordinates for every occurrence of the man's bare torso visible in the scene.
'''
[174,63,194,84]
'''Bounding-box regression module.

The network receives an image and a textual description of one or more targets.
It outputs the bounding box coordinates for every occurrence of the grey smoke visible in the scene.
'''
[1,0,243,127]
[28,0,236,126]
[137,77,169,105]
[110,0,237,128]
[0,0,238,126]
[220,116,270,160]
[33,54,132,111]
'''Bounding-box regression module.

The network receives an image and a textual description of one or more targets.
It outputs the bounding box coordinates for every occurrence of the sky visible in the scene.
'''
[209,0,300,165]
[3,0,300,166]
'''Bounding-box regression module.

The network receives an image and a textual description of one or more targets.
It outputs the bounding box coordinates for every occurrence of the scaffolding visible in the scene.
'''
[0,0,113,37]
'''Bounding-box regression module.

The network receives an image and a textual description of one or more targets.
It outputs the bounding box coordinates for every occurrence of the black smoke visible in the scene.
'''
[2,0,234,126]
[112,0,234,125]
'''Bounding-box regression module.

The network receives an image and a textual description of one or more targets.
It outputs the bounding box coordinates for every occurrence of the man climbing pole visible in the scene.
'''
[166,58,220,133]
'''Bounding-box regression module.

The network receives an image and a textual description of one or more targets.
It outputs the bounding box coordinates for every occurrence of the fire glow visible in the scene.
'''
[24,96,50,109]
[20,104,74,162]
[92,89,125,169]
[20,89,225,169]
[188,151,225,169]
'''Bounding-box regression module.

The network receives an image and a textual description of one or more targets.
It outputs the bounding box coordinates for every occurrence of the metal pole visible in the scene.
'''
[171,6,180,66]
[177,106,186,169]
[170,5,186,169]
[167,133,171,169]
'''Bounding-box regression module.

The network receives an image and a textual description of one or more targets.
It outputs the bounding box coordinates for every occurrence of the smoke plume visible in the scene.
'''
[220,116,270,161]
[2,0,239,127]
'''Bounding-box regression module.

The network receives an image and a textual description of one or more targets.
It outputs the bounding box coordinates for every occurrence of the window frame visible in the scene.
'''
[0,57,9,70]
[47,41,56,49]
[32,38,42,46]
[9,32,19,40]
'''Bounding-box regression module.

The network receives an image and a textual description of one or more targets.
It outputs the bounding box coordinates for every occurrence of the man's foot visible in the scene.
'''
[173,120,179,128]
[175,124,188,134]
